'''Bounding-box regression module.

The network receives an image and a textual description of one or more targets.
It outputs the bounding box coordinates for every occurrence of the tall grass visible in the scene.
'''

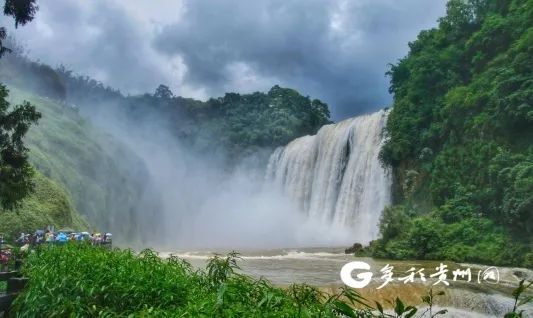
[13,244,375,317]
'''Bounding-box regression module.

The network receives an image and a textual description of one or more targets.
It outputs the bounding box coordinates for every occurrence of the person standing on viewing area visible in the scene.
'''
[34,231,44,245]
[45,231,54,244]
[20,242,30,254]
[0,247,11,272]
[16,233,25,246]
[56,232,68,244]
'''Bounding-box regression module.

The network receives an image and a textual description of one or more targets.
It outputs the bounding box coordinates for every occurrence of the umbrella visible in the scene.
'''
[56,233,68,242]
[57,227,75,234]
[80,232,90,235]
[35,230,45,235]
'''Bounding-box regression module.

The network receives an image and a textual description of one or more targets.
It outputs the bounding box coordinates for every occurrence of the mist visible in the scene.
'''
[0,38,387,250]
[81,99,355,250]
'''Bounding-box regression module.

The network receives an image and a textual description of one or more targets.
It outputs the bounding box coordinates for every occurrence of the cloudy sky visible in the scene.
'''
[4,0,447,119]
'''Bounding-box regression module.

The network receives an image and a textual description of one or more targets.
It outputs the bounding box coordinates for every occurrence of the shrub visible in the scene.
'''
[14,244,375,317]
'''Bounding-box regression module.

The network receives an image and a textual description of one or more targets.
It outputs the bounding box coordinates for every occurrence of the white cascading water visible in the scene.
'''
[266,109,391,243]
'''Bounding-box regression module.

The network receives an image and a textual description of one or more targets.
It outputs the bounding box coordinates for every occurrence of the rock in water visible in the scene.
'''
[345,243,363,254]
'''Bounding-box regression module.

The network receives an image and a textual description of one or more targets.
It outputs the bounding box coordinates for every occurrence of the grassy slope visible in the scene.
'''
[3,87,150,242]
[0,172,88,239]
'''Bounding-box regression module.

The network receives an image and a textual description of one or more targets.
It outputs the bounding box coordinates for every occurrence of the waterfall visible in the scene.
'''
[266,110,391,243]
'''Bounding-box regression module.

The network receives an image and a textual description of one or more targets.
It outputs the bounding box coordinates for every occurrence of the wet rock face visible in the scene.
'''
[513,270,526,279]
[512,270,533,281]
[345,243,363,254]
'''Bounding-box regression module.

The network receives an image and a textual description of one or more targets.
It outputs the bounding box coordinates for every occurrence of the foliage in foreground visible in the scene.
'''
[0,84,41,210]
[376,0,533,267]
[13,245,374,317]
[506,280,533,318]
[13,245,531,317]
[0,0,40,210]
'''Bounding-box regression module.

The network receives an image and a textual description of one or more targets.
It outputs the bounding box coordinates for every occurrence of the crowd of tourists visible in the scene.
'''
[0,229,112,271]
[15,230,112,246]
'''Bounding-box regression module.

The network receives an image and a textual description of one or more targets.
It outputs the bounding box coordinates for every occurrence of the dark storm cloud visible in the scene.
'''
[154,0,447,118]
[5,0,180,95]
[7,0,447,119]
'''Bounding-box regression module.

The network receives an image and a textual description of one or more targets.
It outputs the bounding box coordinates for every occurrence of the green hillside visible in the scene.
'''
[2,87,154,243]
[375,0,532,267]
[0,171,88,239]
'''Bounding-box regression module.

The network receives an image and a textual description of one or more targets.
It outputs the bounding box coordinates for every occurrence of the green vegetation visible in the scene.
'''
[0,53,331,241]
[375,0,533,267]
[12,244,532,317]
[507,280,533,318]
[14,245,374,317]
[0,0,37,57]
[0,0,40,210]
[1,46,331,159]
[5,87,154,243]
[174,84,331,153]
[3,61,331,156]
[0,84,40,209]
[0,171,88,239]
[57,76,332,156]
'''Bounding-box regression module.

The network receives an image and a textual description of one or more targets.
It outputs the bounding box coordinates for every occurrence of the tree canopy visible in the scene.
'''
[0,0,37,56]
[51,67,332,157]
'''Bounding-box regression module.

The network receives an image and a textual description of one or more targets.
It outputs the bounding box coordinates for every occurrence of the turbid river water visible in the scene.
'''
[160,247,533,318]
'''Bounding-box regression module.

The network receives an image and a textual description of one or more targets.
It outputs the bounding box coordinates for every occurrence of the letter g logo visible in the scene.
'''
[340,261,373,288]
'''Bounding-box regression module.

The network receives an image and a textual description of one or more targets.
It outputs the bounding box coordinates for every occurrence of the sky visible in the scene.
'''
[3,0,447,119]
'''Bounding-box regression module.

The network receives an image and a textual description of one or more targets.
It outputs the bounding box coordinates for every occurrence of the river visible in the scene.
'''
[160,247,533,318]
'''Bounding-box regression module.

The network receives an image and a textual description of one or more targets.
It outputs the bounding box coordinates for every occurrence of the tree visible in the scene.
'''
[376,0,533,267]
[154,84,173,99]
[0,0,40,209]
[0,85,41,209]
[0,0,38,57]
